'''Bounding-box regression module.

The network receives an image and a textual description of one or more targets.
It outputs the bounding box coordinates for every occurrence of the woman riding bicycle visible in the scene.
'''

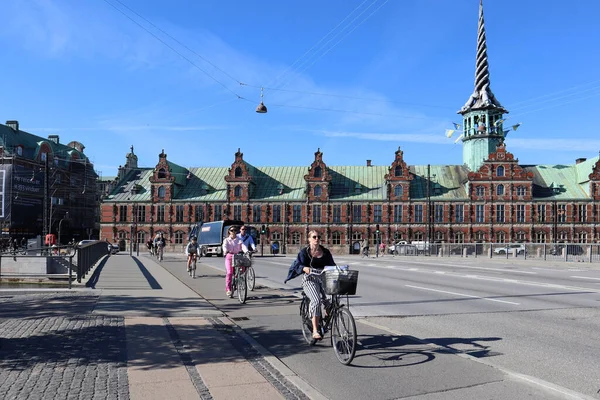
[185,236,201,274]
[298,230,336,340]
[222,226,248,298]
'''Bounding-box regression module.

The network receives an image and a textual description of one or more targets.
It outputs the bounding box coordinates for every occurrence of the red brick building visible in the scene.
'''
[99,2,600,254]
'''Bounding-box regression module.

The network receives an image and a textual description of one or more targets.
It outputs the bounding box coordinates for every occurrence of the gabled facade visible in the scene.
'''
[0,120,99,242]
[99,0,600,254]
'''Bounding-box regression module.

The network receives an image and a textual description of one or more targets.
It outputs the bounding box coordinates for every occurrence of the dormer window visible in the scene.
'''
[476,186,485,197]
[234,185,242,197]
[313,166,322,178]
[354,183,361,193]
[314,185,322,197]
[158,168,166,179]
[394,185,403,197]
[16,146,23,156]
[41,152,47,162]
[234,166,242,177]
[394,165,403,177]
[158,186,166,199]
[496,184,504,196]
[497,166,505,177]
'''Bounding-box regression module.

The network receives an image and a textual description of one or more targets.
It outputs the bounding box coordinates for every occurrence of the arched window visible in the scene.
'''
[16,146,23,156]
[475,231,485,242]
[476,186,485,197]
[496,184,504,196]
[291,232,301,244]
[175,231,185,244]
[313,166,322,178]
[352,231,363,241]
[536,231,547,243]
[158,168,166,179]
[434,231,444,242]
[234,166,242,177]
[413,231,423,241]
[497,166,505,177]
[394,185,403,197]
[576,231,587,243]
[137,231,146,244]
[496,231,506,243]
[453,232,464,243]
[234,185,242,197]
[332,231,341,245]
[158,186,166,199]
[394,165,403,177]
[516,231,526,242]
[271,231,282,241]
[314,185,322,197]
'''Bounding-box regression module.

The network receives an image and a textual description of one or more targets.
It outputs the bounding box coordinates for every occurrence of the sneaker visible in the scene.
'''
[226,291,232,297]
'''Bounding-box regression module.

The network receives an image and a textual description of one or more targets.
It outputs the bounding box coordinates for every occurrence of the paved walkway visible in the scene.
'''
[0,254,312,400]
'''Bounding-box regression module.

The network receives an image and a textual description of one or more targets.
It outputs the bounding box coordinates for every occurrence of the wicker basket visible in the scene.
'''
[233,254,251,268]
[321,269,359,295]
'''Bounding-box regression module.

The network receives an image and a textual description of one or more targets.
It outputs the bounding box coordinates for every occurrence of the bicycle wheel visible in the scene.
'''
[246,266,256,291]
[331,308,357,365]
[299,296,316,345]
[237,269,247,304]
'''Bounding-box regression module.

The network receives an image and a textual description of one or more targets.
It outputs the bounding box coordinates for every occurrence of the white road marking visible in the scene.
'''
[405,284,520,305]
[571,276,600,281]
[434,271,446,274]
[405,261,537,275]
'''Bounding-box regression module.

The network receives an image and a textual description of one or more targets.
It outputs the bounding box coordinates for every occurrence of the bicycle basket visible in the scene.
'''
[321,269,358,295]
[233,253,252,268]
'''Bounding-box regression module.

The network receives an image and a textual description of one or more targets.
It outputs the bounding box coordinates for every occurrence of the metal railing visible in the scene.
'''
[389,242,600,263]
[76,242,110,283]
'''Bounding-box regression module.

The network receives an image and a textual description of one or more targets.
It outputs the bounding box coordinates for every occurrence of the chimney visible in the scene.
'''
[366,160,372,167]
[575,158,587,164]
[6,120,19,131]
[48,135,59,144]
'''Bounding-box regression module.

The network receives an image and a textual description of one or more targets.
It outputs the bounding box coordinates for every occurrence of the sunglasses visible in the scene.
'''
[311,235,321,239]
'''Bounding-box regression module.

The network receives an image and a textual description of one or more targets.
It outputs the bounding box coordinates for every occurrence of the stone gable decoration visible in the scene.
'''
[149,149,175,202]
[589,156,600,200]
[225,148,254,202]
[384,147,413,201]
[304,148,332,202]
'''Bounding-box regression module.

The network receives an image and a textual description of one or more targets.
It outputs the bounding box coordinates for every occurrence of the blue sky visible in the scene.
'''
[1,0,599,178]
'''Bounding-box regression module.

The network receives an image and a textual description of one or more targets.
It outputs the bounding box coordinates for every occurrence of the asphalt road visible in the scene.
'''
[159,252,600,400]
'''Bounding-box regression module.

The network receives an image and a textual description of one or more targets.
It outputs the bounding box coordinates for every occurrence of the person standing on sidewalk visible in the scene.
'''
[222,226,247,298]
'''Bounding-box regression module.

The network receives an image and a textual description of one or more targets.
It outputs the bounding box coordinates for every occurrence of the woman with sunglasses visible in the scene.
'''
[298,230,336,340]
[222,226,248,297]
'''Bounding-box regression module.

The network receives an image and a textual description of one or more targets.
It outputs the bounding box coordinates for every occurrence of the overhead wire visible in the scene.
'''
[274,0,390,91]
[263,0,374,90]
[101,0,249,101]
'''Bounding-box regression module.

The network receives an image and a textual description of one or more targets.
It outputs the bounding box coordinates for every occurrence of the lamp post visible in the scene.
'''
[58,212,69,247]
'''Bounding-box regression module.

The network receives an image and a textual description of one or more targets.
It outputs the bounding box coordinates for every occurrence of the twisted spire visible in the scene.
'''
[459,0,506,114]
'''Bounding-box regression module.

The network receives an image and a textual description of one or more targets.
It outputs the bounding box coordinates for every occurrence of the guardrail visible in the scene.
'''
[389,242,600,263]
[76,242,110,283]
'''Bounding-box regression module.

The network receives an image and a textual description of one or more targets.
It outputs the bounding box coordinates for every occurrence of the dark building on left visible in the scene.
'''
[0,120,99,243]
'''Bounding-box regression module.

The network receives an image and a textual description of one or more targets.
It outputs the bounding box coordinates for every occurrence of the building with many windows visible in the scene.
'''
[99,1,600,254]
[0,120,99,243]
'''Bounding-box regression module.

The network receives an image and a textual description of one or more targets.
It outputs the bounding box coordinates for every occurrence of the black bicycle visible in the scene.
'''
[232,252,252,304]
[299,266,359,365]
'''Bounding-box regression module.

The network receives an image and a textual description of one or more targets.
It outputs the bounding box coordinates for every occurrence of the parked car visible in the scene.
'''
[494,244,526,255]
[388,241,408,254]
[77,240,96,247]
[110,243,119,254]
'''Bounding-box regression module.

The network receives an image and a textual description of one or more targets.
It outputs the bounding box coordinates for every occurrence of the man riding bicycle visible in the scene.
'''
[185,236,201,277]
[236,225,257,253]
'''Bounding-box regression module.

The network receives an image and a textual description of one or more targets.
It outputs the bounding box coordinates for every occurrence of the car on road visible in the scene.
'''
[110,243,119,254]
[77,240,97,247]
[388,241,408,254]
[494,244,526,255]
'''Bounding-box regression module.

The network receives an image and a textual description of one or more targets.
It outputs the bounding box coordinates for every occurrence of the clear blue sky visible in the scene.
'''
[1,0,599,178]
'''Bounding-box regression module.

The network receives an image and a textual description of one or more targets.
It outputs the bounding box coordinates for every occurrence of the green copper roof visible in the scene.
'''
[105,157,599,203]
[524,156,599,200]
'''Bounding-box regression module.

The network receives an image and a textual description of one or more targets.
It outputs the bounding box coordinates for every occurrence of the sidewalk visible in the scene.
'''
[0,254,310,400]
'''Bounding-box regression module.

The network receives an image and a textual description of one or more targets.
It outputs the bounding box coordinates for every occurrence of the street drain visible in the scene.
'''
[231,316,250,321]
